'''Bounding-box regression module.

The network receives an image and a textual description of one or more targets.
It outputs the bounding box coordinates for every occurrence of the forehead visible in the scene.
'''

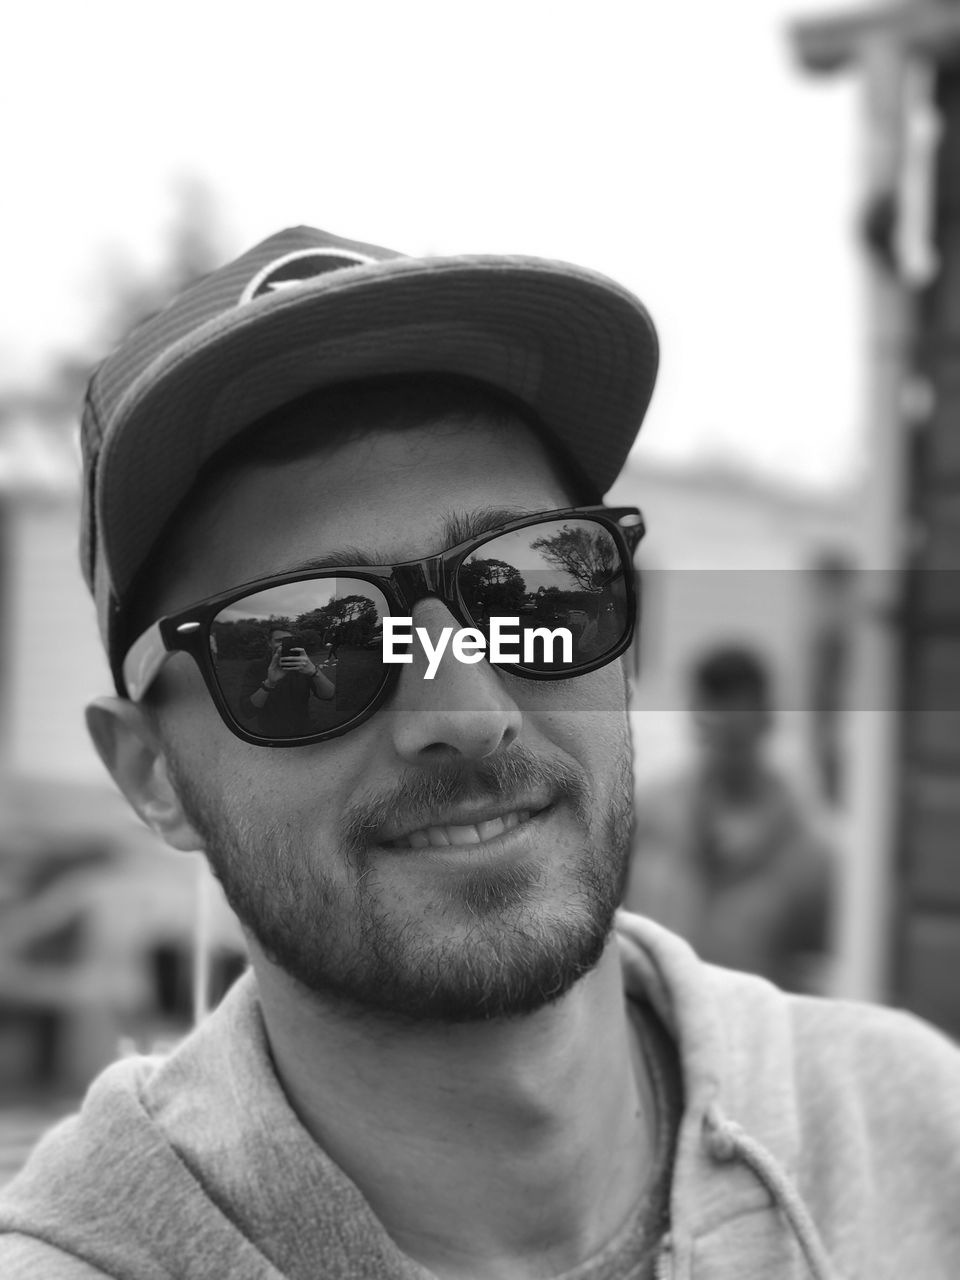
[157,415,574,615]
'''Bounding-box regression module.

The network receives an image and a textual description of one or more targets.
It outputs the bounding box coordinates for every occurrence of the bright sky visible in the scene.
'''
[3,0,861,488]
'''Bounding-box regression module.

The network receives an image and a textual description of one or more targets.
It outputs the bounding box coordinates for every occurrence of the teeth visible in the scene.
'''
[394,810,533,849]
[447,824,481,845]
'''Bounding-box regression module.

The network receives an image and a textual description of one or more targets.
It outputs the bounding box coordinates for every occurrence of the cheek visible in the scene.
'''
[154,658,233,777]
[155,658,367,826]
[518,667,631,766]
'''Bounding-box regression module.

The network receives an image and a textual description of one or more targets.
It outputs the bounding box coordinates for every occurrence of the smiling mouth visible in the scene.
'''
[384,808,545,850]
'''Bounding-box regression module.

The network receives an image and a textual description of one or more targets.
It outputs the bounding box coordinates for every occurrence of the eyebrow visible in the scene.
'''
[281,506,545,574]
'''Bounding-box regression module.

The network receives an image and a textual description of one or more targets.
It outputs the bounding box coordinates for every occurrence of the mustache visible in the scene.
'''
[340,746,592,855]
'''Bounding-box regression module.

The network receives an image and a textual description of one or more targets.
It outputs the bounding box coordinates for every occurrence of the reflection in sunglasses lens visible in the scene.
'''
[211,577,390,739]
[458,520,629,671]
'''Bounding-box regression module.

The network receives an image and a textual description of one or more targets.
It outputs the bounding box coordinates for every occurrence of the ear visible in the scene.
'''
[86,696,204,854]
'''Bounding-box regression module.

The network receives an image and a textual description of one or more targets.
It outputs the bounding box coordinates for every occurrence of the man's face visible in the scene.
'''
[148,416,634,1022]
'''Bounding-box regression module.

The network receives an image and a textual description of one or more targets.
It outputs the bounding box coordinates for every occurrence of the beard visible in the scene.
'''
[170,738,634,1024]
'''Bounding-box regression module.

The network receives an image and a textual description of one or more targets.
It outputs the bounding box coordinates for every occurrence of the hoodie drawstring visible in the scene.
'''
[703,1104,841,1280]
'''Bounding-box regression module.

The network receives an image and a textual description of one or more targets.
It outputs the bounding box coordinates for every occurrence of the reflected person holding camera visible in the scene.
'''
[242,627,335,739]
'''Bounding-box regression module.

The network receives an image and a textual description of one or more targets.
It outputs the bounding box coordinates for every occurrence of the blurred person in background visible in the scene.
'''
[624,645,834,993]
[2,225,959,1279]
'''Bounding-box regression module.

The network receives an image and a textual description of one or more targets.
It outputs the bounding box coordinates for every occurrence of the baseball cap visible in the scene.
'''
[79,224,659,692]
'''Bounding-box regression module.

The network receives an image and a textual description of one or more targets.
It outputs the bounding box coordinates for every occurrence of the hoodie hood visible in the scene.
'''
[4,911,960,1279]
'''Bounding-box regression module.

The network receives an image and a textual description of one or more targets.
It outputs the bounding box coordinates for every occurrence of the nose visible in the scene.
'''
[387,599,522,764]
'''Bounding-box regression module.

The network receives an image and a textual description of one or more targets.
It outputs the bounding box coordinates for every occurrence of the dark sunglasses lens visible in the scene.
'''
[209,577,391,739]
[458,519,631,673]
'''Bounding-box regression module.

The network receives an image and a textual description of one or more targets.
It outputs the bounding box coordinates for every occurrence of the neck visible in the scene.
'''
[254,939,658,1280]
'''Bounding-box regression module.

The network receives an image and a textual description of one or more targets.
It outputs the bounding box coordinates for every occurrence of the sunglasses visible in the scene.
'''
[123,505,646,747]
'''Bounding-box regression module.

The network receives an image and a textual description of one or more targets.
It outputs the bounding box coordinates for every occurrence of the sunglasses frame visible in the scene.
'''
[122,505,646,748]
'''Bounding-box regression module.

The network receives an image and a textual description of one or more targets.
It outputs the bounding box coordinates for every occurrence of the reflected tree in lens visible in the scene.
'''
[528,524,624,659]
[301,595,381,649]
[529,525,618,593]
[459,558,527,623]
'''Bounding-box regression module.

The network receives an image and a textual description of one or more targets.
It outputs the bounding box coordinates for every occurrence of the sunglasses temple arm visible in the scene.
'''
[123,621,171,702]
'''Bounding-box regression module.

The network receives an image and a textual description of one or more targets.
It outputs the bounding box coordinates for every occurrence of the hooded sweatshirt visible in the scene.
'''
[1,911,959,1279]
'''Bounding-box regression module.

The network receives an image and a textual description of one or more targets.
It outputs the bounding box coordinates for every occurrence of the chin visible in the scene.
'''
[260,859,621,1025]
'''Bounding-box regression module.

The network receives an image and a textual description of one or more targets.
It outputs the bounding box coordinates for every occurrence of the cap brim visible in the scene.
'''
[97,253,658,600]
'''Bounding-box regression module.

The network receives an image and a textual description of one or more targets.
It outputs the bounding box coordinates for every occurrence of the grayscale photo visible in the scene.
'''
[1,2,960,1277]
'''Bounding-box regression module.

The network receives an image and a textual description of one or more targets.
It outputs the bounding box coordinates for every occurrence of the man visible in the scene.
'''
[623,645,834,992]
[1,225,958,1278]
[238,626,335,740]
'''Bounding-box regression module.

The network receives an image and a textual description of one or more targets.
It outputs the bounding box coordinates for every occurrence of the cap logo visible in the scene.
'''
[240,248,375,304]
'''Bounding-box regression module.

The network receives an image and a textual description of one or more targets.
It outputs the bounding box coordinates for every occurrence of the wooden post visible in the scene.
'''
[792,3,960,1026]
[793,7,960,1008]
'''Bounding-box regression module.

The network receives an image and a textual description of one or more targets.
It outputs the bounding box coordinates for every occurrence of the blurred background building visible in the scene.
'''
[3,0,960,1182]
